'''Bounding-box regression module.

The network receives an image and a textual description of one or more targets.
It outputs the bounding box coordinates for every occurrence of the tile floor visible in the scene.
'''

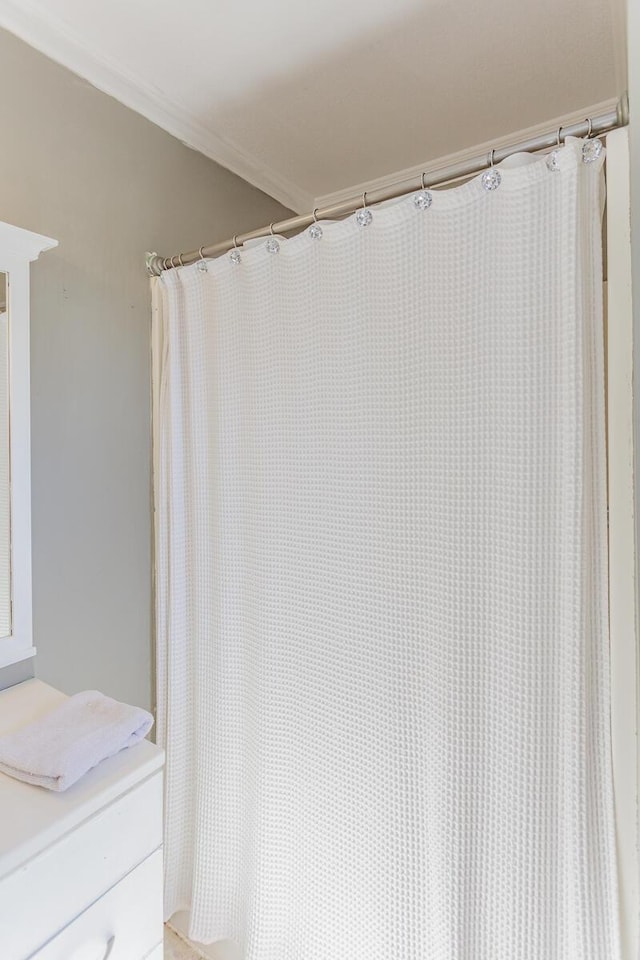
[164,924,204,959]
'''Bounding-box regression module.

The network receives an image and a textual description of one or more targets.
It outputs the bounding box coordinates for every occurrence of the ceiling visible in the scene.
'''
[0,0,627,213]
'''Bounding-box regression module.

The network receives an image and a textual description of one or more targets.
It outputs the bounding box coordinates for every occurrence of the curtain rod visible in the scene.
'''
[146,94,628,277]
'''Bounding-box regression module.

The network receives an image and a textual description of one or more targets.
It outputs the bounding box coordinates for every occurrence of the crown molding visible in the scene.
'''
[314,95,621,209]
[0,0,311,214]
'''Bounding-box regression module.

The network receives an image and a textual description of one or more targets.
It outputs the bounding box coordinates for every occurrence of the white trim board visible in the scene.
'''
[314,96,621,209]
[605,127,638,960]
[0,0,311,214]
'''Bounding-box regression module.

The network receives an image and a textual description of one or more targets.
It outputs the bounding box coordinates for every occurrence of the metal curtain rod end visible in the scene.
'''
[617,91,629,126]
[145,252,163,277]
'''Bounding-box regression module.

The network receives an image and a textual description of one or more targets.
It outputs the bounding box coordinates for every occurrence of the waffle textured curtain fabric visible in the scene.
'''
[152,138,619,960]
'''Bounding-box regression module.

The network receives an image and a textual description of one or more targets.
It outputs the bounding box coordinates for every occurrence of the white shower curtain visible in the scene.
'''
[152,138,620,960]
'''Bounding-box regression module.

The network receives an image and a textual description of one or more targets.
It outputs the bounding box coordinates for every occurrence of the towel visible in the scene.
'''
[0,690,154,791]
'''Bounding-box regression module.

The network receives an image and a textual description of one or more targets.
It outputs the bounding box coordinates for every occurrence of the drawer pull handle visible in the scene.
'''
[102,936,116,960]
[71,935,115,960]
[68,934,115,960]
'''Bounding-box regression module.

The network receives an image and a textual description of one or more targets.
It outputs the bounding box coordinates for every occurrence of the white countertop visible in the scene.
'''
[0,679,164,878]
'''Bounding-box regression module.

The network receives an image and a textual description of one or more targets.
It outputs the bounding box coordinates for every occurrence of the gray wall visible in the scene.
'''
[0,28,291,710]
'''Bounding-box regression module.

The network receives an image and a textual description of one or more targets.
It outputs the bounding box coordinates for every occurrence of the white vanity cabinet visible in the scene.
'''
[0,679,164,960]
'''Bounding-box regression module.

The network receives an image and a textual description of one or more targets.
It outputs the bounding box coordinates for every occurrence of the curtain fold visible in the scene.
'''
[152,138,620,960]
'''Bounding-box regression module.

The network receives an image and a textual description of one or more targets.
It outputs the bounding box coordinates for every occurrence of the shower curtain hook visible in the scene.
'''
[421,172,427,190]
[233,235,239,248]
[196,245,209,272]
[556,126,562,146]
[178,254,184,267]
[269,223,276,236]
[488,148,496,167]
[355,190,374,226]
[312,208,319,223]
[585,117,593,138]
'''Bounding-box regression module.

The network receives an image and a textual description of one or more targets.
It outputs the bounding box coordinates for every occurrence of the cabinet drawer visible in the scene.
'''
[0,772,163,959]
[28,849,163,960]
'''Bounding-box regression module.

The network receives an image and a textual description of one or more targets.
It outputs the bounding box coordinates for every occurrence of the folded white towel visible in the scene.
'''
[0,690,154,791]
